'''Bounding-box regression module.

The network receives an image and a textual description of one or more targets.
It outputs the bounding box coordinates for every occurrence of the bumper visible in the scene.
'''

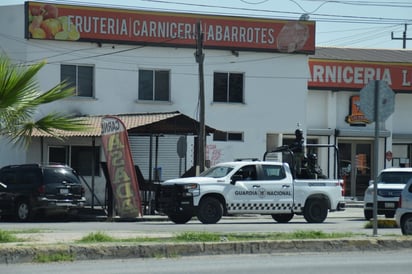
[156,185,195,215]
[364,201,398,214]
[337,201,346,211]
[156,197,195,215]
[35,197,86,210]
[395,208,409,227]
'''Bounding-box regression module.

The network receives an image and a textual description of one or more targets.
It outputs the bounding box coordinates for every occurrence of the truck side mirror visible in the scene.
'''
[231,174,243,185]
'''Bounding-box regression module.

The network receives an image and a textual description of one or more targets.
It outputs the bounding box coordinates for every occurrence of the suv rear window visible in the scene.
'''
[43,168,81,185]
[379,172,412,184]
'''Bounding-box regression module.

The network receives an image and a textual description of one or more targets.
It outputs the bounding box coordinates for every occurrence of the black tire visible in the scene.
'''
[168,213,192,224]
[364,209,373,220]
[303,199,328,223]
[271,213,294,223]
[197,197,223,224]
[15,200,32,222]
[401,214,412,235]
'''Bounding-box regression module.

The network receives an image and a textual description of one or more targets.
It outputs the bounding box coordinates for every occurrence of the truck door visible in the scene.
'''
[257,164,294,213]
[226,164,293,214]
[226,164,260,213]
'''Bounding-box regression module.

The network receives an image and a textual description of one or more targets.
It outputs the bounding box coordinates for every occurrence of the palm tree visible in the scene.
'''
[0,55,87,146]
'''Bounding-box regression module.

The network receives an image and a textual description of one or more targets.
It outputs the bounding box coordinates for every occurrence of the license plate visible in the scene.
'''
[60,188,69,194]
[384,202,395,208]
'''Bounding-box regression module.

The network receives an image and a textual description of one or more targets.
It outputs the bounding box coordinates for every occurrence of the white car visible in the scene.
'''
[395,178,412,235]
[363,168,412,220]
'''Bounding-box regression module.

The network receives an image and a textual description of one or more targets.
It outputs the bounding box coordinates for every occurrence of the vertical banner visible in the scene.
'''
[101,116,142,218]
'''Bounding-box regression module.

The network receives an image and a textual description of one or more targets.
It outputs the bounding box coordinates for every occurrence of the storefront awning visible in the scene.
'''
[30,111,217,137]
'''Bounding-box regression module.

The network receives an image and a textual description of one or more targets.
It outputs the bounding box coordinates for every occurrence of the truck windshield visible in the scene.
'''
[200,166,234,178]
[379,172,412,184]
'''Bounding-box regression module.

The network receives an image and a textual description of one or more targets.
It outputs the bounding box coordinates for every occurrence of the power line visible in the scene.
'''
[2,0,409,65]
[302,0,412,8]
[45,0,412,24]
[318,24,402,46]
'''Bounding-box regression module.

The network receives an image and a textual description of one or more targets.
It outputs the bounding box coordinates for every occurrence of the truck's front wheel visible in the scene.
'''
[197,197,223,224]
[168,213,192,224]
[303,198,328,223]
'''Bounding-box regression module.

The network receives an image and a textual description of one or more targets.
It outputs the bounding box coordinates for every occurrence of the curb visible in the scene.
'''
[1,237,412,264]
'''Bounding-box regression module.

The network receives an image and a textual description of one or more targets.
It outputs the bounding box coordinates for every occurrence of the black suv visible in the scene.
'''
[0,164,86,221]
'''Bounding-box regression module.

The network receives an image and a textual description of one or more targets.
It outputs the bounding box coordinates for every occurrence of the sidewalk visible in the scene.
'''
[1,232,410,264]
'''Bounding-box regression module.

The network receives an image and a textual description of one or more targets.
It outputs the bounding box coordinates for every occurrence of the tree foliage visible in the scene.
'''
[0,55,87,146]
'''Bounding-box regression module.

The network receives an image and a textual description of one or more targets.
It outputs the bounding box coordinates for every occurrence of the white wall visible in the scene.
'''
[24,43,309,163]
[0,138,26,167]
[393,94,412,135]
[0,5,26,62]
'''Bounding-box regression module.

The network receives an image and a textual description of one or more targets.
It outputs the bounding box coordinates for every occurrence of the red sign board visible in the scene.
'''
[25,1,315,54]
[309,59,412,92]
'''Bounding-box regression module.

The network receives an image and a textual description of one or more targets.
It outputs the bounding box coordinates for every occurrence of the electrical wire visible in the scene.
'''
[290,0,331,14]
[240,0,270,4]
[43,0,411,24]
[302,0,412,8]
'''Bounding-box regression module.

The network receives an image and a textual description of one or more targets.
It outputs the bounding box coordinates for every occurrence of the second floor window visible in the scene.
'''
[213,131,244,142]
[213,72,244,103]
[138,69,170,101]
[61,64,94,97]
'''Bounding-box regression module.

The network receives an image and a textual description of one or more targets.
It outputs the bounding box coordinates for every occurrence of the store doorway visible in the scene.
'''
[338,141,372,199]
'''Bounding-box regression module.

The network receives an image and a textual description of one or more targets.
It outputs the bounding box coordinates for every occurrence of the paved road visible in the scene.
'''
[2,250,411,274]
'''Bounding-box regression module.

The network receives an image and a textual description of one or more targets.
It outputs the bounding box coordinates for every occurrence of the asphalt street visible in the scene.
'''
[1,204,411,264]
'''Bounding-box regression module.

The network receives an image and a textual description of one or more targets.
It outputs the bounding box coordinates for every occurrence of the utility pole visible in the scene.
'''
[391,24,411,49]
[195,21,206,173]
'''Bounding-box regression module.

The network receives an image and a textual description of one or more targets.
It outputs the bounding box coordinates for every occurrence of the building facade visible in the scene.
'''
[0,2,314,204]
[0,2,411,204]
[308,47,412,198]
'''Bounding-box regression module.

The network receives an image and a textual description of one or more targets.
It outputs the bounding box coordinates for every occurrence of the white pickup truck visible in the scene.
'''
[155,159,346,224]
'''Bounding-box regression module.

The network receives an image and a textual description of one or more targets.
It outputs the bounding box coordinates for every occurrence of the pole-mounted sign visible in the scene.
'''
[359,80,395,237]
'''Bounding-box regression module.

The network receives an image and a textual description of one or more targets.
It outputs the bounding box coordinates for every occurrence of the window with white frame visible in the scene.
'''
[138,69,170,101]
[213,72,244,103]
[61,64,94,97]
[213,131,244,142]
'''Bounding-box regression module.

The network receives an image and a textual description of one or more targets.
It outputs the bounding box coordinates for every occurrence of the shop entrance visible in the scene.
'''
[338,141,372,199]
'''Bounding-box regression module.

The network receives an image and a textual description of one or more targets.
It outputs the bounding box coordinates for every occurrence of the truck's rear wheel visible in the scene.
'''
[271,213,294,223]
[303,198,328,223]
[168,213,192,224]
[197,197,223,224]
